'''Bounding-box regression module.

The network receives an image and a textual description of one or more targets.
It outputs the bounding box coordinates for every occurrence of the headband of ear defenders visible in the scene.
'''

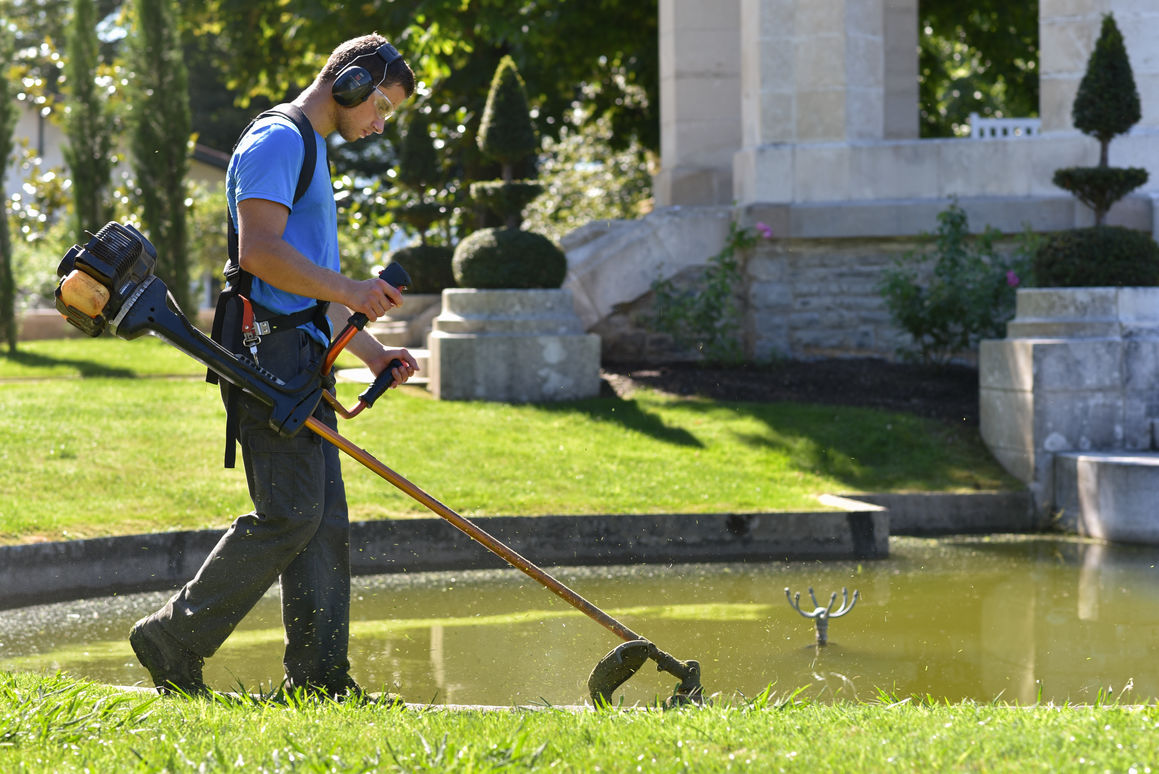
[331,42,403,107]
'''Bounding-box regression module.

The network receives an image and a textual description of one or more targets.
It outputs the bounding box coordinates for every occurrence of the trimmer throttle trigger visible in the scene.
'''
[378,262,410,291]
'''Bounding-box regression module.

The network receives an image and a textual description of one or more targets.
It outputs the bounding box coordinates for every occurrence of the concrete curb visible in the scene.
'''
[847,491,1037,535]
[0,492,1032,610]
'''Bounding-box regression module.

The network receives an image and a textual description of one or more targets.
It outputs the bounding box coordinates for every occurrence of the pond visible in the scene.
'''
[1,535,1157,706]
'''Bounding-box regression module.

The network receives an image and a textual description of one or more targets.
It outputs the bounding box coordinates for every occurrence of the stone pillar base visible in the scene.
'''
[428,288,601,402]
[980,287,1159,517]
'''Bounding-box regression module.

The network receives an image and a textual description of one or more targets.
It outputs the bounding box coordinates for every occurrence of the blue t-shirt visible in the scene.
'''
[226,114,337,346]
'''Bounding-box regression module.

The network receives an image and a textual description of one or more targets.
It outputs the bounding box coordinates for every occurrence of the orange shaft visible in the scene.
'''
[320,325,358,374]
[304,416,641,643]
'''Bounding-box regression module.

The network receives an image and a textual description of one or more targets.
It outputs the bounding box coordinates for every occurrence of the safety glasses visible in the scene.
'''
[372,87,396,122]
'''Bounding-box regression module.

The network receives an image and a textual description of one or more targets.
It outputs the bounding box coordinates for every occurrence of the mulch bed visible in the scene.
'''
[600,358,980,426]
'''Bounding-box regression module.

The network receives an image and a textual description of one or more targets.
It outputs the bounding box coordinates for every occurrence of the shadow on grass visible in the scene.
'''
[539,394,704,448]
[1,349,136,379]
[547,388,1011,494]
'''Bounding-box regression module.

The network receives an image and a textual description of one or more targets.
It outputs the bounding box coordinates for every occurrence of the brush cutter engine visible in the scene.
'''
[56,222,157,338]
[55,222,326,438]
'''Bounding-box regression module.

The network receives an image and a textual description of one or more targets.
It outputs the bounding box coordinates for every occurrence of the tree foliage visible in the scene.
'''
[125,0,193,311]
[1072,13,1141,166]
[919,0,1039,137]
[0,18,19,352]
[63,0,115,240]
[1051,13,1146,227]
[477,56,537,174]
[183,0,658,153]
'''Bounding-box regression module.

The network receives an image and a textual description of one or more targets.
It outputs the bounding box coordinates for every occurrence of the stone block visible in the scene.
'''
[1032,340,1123,392]
[979,386,1034,466]
[733,144,794,203]
[795,90,847,142]
[428,289,600,403]
[1123,339,1159,392]
[1033,390,1125,451]
[1053,452,1159,545]
[979,338,1034,391]
[849,142,937,199]
[792,144,852,201]
[1006,287,1119,338]
[1116,288,1159,330]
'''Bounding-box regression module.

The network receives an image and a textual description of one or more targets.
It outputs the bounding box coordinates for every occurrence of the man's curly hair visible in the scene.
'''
[320,34,415,98]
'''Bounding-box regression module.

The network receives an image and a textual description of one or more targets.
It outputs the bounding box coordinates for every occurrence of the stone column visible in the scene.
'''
[653,0,743,206]
[732,0,919,203]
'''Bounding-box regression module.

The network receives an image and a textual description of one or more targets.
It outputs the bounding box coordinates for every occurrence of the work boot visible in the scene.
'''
[129,616,209,697]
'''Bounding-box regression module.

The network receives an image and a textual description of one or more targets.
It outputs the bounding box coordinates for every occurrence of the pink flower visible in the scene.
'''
[1006,270,1020,288]
[755,221,774,239]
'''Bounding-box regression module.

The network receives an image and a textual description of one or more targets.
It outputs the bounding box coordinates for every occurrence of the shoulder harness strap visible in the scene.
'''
[209,103,323,468]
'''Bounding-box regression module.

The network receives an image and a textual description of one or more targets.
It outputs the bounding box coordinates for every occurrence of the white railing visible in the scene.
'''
[968,112,1041,139]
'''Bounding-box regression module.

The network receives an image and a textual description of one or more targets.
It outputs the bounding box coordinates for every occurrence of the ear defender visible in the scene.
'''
[331,42,404,107]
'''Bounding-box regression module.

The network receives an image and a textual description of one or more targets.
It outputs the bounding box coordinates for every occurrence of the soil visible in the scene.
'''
[600,358,980,427]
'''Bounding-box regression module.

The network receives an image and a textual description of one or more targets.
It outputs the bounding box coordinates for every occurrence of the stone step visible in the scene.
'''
[336,348,430,386]
[1053,451,1159,545]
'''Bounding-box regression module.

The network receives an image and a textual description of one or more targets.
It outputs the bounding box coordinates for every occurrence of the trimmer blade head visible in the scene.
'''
[588,639,653,706]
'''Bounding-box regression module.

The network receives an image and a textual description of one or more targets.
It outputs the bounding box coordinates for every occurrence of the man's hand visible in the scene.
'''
[345,277,404,321]
[371,348,419,388]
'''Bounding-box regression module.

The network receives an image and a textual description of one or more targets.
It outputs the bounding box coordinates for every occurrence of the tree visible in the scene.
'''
[920,0,1039,137]
[452,57,565,290]
[125,0,193,311]
[63,0,115,239]
[1072,13,1141,168]
[183,0,658,153]
[1035,13,1154,286]
[387,110,457,293]
[1052,13,1146,227]
[0,18,19,352]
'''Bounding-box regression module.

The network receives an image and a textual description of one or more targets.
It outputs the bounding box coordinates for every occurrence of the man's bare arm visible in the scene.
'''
[236,197,402,319]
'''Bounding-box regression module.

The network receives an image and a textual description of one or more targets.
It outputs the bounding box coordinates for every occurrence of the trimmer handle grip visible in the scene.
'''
[358,358,405,408]
[344,262,411,331]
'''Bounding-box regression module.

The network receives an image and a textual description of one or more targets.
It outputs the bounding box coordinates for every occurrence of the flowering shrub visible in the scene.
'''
[878,202,1037,364]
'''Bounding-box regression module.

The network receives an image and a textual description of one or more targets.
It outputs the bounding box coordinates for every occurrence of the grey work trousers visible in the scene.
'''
[150,329,352,689]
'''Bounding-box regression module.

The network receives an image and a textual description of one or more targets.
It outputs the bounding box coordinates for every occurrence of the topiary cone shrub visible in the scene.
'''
[453,228,566,289]
[1050,13,1147,227]
[452,55,567,289]
[1038,12,1158,287]
[1032,226,1159,287]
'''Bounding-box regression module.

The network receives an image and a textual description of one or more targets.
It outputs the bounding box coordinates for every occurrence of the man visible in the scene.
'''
[129,33,419,701]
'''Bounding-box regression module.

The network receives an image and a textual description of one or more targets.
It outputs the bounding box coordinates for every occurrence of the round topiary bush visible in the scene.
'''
[391,244,456,294]
[452,227,567,289]
[1033,226,1159,287]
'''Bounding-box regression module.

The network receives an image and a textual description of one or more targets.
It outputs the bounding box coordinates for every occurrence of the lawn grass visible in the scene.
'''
[1,671,1156,772]
[0,338,1018,544]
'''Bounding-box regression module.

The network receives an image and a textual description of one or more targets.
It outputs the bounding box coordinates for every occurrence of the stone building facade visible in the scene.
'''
[565,0,1159,363]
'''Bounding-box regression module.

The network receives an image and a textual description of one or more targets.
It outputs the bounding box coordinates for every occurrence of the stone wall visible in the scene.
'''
[743,236,915,361]
[591,232,986,364]
[569,196,1156,365]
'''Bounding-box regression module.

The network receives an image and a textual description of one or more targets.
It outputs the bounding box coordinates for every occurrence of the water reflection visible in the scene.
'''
[1,535,1157,706]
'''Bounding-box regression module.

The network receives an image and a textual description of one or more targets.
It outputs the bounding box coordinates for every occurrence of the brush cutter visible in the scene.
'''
[55,222,704,707]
